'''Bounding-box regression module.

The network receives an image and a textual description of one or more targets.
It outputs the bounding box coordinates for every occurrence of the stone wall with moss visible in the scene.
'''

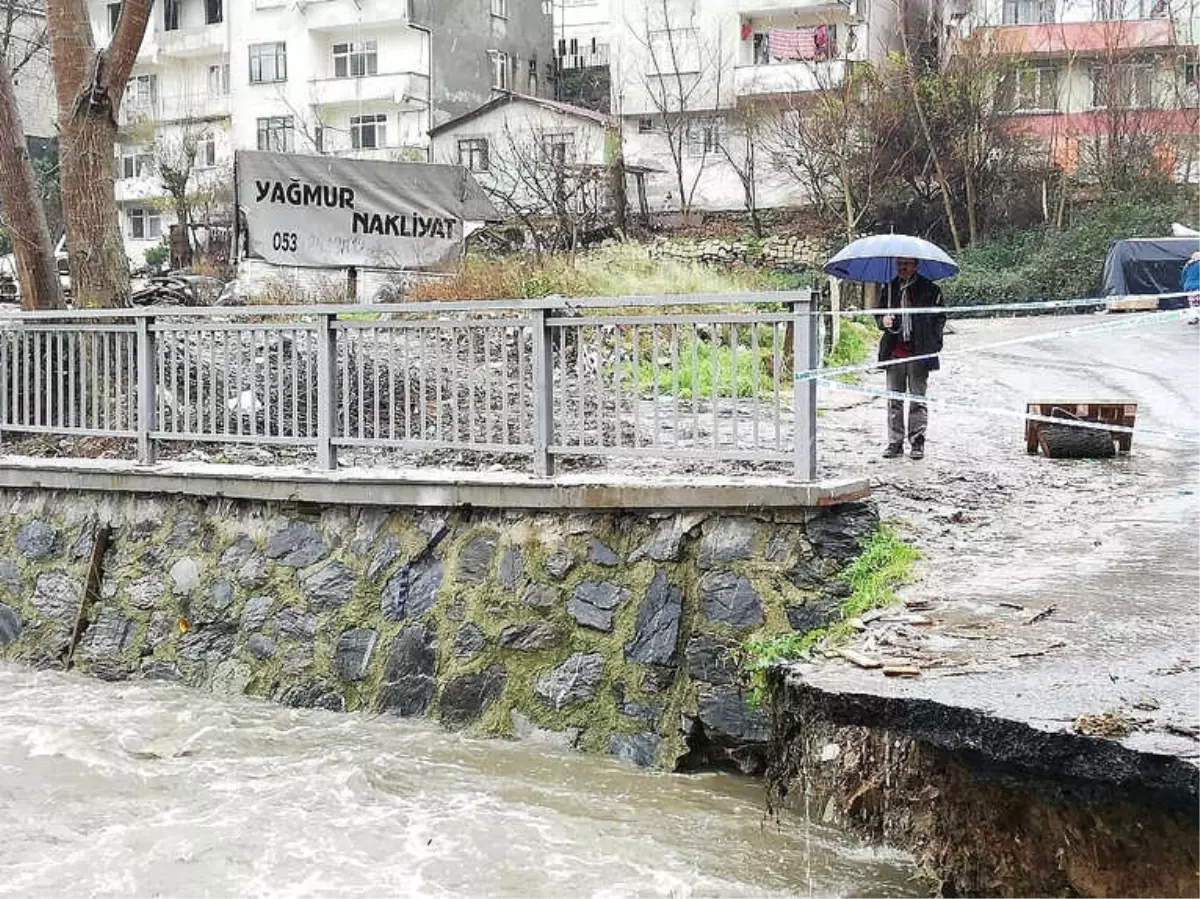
[0,488,876,770]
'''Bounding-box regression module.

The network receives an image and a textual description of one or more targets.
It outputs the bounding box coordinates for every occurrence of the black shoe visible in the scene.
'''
[882,443,904,458]
[910,440,925,460]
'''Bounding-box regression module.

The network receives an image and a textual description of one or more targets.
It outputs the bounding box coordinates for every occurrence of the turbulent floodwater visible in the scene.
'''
[0,664,918,898]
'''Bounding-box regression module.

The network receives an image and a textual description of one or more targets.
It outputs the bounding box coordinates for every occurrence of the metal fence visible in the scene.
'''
[0,292,818,479]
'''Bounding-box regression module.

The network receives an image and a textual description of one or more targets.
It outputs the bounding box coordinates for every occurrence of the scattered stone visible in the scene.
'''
[334,628,378,682]
[684,635,737,686]
[625,569,682,666]
[0,603,21,646]
[698,518,760,569]
[587,539,620,567]
[628,513,705,563]
[534,652,605,710]
[240,596,272,631]
[545,545,575,580]
[838,648,882,669]
[568,581,630,632]
[169,558,202,595]
[148,611,174,647]
[282,643,314,675]
[820,743,841,762]
[351,508,389,555]
[498,622,559,652]
[805,502,878,562]
[273,607,318,641]
[497,546,525,590]
[245,633,277,660]
[444,597,467,622]
[697,687,769,743]
[281,682,345,712]
[366,535,400,582]
[16,521,60,560]
[458,533,498,584]
[1074,712,1131,737]
[439,665,507,728]
[764,530,796,564]
[236,555,270,589]
[698,571,763,629]
[124,577,166,611]
[381,559,443,621]
[377,624,438,717]
[300,563,356,610]
[509,709,580,750]
[210,659,252,696]
[168,510,202,548]
[608,733,661,768]
[786,604,828,634]
[210,581,234,613]
[641,665,676,693]
[265,521,328,568]
[521,583,558,609]
[0,558,22,599]
[219,537,255,571]
[178,624,236,663]
[141,659,181,682]
[32,572,81,621]
[453,622,486,660]
[81,607,135,658]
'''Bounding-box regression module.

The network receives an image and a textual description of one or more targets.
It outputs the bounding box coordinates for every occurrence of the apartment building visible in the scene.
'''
[89,0,552,264]
[947,0,1199,178]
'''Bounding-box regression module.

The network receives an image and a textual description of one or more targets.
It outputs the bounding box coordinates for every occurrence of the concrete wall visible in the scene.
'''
[0,488,877,771]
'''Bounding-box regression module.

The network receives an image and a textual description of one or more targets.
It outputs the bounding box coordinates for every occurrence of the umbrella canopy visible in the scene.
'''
[823,234,959,283]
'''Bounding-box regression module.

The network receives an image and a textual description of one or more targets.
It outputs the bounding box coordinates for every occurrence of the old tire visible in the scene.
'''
[1038,423,1116,459]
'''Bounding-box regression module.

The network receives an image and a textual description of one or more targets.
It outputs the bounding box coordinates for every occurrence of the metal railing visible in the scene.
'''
[0,292,818,479]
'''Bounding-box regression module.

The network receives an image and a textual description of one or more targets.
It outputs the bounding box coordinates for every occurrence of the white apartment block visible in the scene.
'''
[89,0,552,265]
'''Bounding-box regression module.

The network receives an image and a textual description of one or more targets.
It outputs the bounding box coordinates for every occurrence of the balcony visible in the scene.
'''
[738,0,854,15]
[734,59,846,95]
[156,24,228,58]
[301,0,410,31]
[974,19,1176,55]
[120,94,231,126]
[309,72,430,109]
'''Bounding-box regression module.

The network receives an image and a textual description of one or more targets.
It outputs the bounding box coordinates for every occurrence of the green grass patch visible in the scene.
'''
[823,318,873,382]
[740,525,919,707]
[625,329,779,400]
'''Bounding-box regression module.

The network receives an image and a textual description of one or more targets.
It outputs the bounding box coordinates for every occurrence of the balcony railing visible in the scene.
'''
[156,24,228,58]
[309,72,430,108]
[734,59,848,95]
[120,94,231,125]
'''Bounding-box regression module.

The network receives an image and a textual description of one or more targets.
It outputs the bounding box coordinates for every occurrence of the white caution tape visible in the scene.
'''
[798,308,1192,383]
[817,379,1200,445]
[813,291,1195,318]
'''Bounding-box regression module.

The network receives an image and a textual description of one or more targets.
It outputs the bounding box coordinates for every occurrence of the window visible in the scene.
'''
[208,63,230,95]
[1001,0,1053,23]
[125,73,157,117]
[540,132,576,166]
[163,0,180,31]
[686,118,724,156]
[128,208,162,240]
[491,0,508,16]
[206,0,223,24]
[1000,64,1059,111]
[333,41,378,78]
[528,58,539,94]
[490,51,510,89]
[107,2,122,34]
[117,147,154,179]
[637,117,653,133]
[249,42,287,84]
[648,27,700,73]
[196,133,216,168]
[457,138,489,172]
[256,115,295,152]
[1092,63,1154,108]
[350,114,388,150]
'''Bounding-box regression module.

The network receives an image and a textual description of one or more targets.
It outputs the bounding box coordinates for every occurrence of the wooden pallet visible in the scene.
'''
[1025,401,1138,455]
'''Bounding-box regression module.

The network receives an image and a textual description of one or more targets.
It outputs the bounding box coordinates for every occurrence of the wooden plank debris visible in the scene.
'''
[883,665,922,677]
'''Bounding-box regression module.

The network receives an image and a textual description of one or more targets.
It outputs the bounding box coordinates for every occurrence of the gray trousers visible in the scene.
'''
[885,361,929,445]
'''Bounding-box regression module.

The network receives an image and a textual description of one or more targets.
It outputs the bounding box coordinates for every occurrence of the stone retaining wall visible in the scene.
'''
[0,489,875,770]
[649,236,832,272]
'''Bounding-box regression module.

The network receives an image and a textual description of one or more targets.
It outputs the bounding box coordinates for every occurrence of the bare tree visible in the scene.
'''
[625,0,727,216]
[713,102,766,237]
[46,0,153,308]
[2,0,48,79]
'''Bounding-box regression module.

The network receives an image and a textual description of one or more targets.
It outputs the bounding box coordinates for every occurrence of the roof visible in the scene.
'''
[429,93,618,138]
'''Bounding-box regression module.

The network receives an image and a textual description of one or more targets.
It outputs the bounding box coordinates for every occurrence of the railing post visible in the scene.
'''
[316,312,338,471]
[531,306,555,478]
[0,327,7,449]
[136,315,157,464]
[793,291,817,481]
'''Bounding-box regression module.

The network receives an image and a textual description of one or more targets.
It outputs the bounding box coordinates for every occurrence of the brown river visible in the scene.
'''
[0,663,919,897]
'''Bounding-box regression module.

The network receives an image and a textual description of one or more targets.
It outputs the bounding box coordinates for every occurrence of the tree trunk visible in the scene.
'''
[610,143,628,236]
[0,53,63,310]
[46,0,152,308]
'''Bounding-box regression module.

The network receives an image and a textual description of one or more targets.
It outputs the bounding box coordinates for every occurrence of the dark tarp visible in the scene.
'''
[1102,237,1200,309]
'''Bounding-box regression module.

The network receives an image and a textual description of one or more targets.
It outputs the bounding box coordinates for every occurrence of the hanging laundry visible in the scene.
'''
[741,22,753,41]
[814,24,829,53]
[769,28,820,61]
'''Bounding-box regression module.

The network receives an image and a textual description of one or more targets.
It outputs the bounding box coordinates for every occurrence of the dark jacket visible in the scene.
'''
[876,275,946,372]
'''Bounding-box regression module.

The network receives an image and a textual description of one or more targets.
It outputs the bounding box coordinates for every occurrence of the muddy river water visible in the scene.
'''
[0,664,918,898]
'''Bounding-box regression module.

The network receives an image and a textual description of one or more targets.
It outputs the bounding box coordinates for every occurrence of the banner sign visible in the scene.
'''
[236,151,498,270]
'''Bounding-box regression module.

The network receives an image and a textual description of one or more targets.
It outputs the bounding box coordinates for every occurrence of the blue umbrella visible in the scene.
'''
[823,234,959,283]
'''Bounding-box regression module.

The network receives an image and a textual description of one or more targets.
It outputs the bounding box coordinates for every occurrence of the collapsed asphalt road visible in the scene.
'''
[810,312,1200,763]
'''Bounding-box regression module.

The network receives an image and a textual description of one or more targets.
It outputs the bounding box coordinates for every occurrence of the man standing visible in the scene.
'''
[877,257,946,460]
